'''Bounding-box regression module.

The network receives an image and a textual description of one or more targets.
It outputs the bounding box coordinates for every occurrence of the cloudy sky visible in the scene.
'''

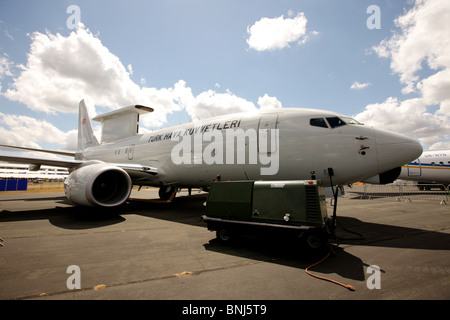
[0,0,449,155]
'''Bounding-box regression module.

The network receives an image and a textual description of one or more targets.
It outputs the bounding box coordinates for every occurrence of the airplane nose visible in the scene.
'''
[375,129,423,173]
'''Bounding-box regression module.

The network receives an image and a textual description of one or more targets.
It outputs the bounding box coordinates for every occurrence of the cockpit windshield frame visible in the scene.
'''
[309,116,363,129]
[341,116,363,126]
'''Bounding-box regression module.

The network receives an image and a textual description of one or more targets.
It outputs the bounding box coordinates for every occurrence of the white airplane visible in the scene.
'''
[0,100,422,207]
[398,150,450,186]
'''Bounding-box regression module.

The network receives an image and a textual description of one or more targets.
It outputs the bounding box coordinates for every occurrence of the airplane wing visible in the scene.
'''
[0,154,82,168]
[0,154,158,179]
[0,144,76,157]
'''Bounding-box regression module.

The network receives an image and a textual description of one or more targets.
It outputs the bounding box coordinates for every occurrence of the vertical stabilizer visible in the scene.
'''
[77,100,99,151]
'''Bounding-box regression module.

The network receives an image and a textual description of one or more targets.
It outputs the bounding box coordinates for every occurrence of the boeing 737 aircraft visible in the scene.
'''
[399,150,450,186]
[0,100,422,207]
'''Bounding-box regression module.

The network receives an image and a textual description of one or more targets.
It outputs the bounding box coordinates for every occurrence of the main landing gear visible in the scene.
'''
[158,186,177,201]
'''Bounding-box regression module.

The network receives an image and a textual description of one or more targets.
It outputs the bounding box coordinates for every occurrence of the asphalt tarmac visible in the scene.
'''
[1,188,449,302]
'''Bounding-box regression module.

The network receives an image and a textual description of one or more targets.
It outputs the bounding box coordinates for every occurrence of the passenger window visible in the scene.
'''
[326,117,347,128]
[310,118,329,128]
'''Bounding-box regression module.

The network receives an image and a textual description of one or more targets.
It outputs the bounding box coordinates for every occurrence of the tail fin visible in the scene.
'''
[77,100,99,151]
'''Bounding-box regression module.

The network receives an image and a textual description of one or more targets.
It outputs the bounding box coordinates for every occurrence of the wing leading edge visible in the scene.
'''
[0,144,76,157]
[0,154,82,169]
[0,154,158,180]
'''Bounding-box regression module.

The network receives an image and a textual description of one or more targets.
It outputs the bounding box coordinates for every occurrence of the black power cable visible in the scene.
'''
[327,168,365,241]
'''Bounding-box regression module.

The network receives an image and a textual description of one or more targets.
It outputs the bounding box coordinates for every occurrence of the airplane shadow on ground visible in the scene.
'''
[2,193,449,284]
[0,195,126,229]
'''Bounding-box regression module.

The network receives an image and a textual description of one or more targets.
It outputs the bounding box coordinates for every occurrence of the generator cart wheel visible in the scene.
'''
[304,230,326,251]
[216,228,231,242]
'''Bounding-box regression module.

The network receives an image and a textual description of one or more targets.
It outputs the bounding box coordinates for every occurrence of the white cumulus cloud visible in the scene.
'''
[246,12,314,51]
[372,0,450,96]
[355,97,450,148]
[0,112,76,151]
[258,94,283,110]
[1,23,288,151]
[173,81,258,121]
[2,24,181,127]
[0,55,13,78]
[350,81,371,90]
[358,0,450,149]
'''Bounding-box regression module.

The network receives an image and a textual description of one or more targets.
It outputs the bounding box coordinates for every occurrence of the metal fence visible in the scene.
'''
[343,184,449,205]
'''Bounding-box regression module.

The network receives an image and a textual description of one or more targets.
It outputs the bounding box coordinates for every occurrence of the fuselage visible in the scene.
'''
[81,108,422,188]
[399,150,450,185]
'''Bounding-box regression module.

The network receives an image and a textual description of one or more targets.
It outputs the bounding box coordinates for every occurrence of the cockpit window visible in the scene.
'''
[326,117,347,128]
[310,116,363,129]
[342,117,363,125]
[310,118,329,128]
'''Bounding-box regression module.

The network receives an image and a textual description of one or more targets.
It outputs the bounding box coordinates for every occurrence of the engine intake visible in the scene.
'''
[64,161,132,207]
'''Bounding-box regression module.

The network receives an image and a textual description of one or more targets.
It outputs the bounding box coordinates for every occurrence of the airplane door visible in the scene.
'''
[408,160,422,176]
[258,114,278,154]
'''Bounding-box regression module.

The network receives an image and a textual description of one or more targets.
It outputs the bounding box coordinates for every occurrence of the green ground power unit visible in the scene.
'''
[202,180,330,250]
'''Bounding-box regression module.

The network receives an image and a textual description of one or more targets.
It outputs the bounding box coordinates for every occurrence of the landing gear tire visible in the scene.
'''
[158,186,176,200]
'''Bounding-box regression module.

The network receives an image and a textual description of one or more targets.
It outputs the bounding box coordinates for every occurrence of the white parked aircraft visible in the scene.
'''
[398,150,450,186]
[0,100,422,207]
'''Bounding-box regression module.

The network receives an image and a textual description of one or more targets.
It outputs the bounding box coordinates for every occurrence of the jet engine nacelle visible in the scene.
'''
[363,167,402,185]
[64,161,132,207]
